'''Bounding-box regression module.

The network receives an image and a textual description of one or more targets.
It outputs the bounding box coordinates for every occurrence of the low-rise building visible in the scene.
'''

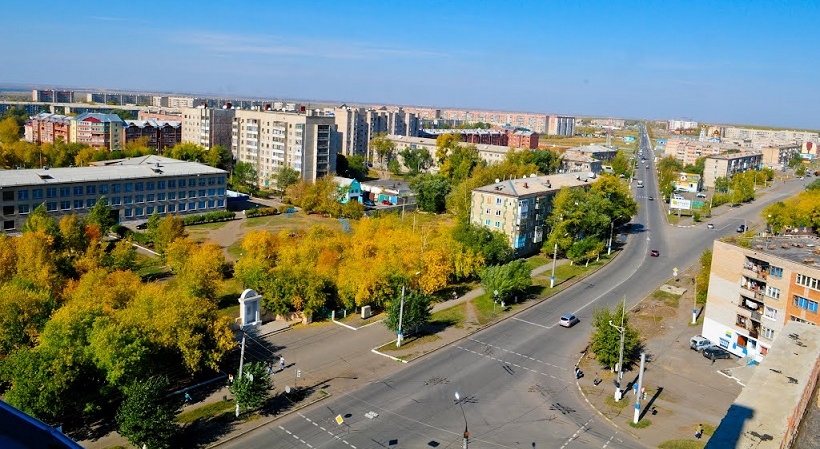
[703,152,762,188]
[559,150,602,174]
[565,144,618,162]
[124,119,181,151]
[469,173,589,256]
[25,112,71,145]
[760,143,801,169]
[0,155,227,232]
[70,113,126,151]
[672,173,703,192]
[702,238,820,363]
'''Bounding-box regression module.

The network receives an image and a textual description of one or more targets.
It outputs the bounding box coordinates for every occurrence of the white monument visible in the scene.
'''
[238,289,262,329]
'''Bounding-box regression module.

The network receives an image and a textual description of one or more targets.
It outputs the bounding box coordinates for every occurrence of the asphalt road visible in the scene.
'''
[221,130,806,449]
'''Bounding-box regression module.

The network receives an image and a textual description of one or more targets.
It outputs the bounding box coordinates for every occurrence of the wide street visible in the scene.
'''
[220,130,807,449]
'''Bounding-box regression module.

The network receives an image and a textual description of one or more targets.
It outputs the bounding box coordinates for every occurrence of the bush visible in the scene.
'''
[180,211,236,226]
[254,190,272,199]
[278,205,293,214]
[245,207,280,218]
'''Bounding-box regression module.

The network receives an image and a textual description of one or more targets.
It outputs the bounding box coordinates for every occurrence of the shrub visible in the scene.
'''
[245,207,280,218]
[278,205,293,214]
[180,211,236,226]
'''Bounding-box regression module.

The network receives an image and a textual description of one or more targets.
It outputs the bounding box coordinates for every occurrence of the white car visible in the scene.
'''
[696,193,707,198]
[559,314,580,328]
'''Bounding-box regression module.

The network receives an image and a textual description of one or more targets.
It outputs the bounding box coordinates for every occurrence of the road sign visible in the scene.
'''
[673,267,678,277]
[335,414,344,425]
[670,198,691,210]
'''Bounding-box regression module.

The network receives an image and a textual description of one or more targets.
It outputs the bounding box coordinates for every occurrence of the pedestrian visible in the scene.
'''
[184,392,191,403]
[279,356,286,372]
[267,361,274,375]
[711,353,716,365]
[228,373,234,384]
[695,424,703,439]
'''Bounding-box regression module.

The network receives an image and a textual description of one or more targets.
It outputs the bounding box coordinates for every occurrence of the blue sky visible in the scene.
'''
[2,1,818,129]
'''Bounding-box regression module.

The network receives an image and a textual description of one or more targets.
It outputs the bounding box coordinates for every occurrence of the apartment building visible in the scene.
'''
[663,137,729,166]
[231,109,338,186]
[508,130,539,149]
[124,119,182,151]
[760,143,801,169]
[69,113,126,151]
[0,155,227,232]
[703,238,820,362]
[331,106,420,157]
[180,104,235,151]
[419,128,508,146]
[560,150,602,175]
[667,119,698,131]
[469,173,589,256]
[403,106,573,136]
[703,151,762,188]
[25,112,71,145]
[31,89,74,103]
[721,127,819,146]
[565,144,618,162]
[387,135,511,169]
[547,115,575,136]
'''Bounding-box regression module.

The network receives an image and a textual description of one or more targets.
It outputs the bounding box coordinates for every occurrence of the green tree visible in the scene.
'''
[399,148,433,175]
[383,290,433,335]
[796,164,807,177]
[85,196,117,233]
[203,144,232,170]
[451,221,512,266]
[345,154,369,181]
[529,149,563,174]
[683,156,706,176]
[153,215,187,255]
[609,151,631,177]
[387,159,401,175]
[116,376,180,449]
[271,166,300,196]
[370,132,396,167]
[108,109,136,120]
[714,176,730,193]
[566,237,605,265]
[439,145,482,184]
[695,249,712,305]
[589,302,640,371]
[409,174,451,213]
[788,152,803,169]
[807,179,820,191]
[0,116,21,146]
[21,203,59,239]
[479,260,532,302]
[106,240,138,271]
[230,361,272,413]
[232,161,258,191]
[168,142,205,162]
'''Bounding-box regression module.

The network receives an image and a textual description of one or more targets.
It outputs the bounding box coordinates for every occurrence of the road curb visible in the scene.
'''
[370,343,409,363]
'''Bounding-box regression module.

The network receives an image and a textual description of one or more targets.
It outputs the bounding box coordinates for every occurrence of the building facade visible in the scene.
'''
[331,106,419,157]
[702,238,820,362]
[469,173,589,256]
[508,130,539,149]
[721,127,819,146]
[231,109,338,186]
[69,113,126,151]
[32,89,74,103]
[547,115,575,136]
[667,119,698,131]
[703,152,763,188]
[760,144,801,169]
[124,119,182,151]
[0,155,227,232]
[25,112,71,145]
[180,104,235,151]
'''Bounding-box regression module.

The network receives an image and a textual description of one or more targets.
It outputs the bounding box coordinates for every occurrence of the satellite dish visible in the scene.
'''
[285,386,292,394]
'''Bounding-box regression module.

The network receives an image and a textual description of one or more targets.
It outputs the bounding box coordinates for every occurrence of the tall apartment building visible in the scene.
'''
[720,127,819,146]
[32,89,74,103]
[180,104,235,151]
[25,112,71,145]
[0,155,227,232]
[547,115,575,136]
[124,119,182,151]
[663,137,738,166]
[703,151,763,188]
[469,173,589,256]
[232,109,338,186]
[703,238,820,362]
[667,119,698,131]
[69,113,126,151]
[330,106,419,157]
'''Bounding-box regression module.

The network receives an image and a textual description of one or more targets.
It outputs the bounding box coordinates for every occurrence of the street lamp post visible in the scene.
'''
[493,290,499,314]
[607,221,614,256]
[454,392,469,449]
[396,285,405,347]
[692,269,699,325]
[608,305,626,401]
[550,242,558,288]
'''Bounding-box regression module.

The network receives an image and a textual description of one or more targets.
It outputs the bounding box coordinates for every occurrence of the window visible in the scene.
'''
[189,202,197,210]
[146,181,155,191]
[73,186,83,196]
[218,188,225,195]
[198,177,206,186]
[796,274,820,291]
[112,183,121,193]
[3,220,13,231]
[134,207,143,217]
[793,295,819,313]
[146,206,154,215]
[765,286,780,299]
[485,208,491,214]
[32,189,43,200]
[124,209,133,218]
[217,199,224,207]
[761,327,775,340]
[168,192,176,200]
[157,193,166,201]
[495,198,502,205]
[86,199,96,208]
[18,204,30,214]
[99,184,109,194]
[189,190,196,198]
[764,306,778,321]
[147,194,155,202]
[60,201,70,210]
[86,185,96,195]
[135,182,144,191]
[168,180,176,188]
[2,205,13,215]
[208,177,215,185]
[59,187,71,197]
[124,183,133,192]
[198,190,206,197]
[73,200,83,209]
[168,204,176,212]
[179,191,187,199]
[46,202,57,211]
[495,210,501,216]
[736,314,747,327]
[157,205,165,213]
[208,188,215,196]
[157,180,166,189]
[135,195,144,203]
[178,203,186,211]
[494,221,500,228]
[218,176,225,184]
[46,187,57,198]
[111,196,121,206]
[188,179,196,187]
[17,190,28,200]
[198,201,206,209]
[207,200,215,208]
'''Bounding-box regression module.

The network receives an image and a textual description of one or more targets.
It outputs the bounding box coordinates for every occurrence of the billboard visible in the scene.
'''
[670,198,691,210]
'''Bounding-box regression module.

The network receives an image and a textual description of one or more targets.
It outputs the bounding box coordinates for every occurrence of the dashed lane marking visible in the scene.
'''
[468,338,566,371]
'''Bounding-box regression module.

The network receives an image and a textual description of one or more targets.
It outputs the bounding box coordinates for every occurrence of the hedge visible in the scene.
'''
[181,210,236,226]
[245,207,280,218]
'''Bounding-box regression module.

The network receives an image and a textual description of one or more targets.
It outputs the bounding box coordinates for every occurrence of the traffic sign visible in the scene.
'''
[336,414,344,425]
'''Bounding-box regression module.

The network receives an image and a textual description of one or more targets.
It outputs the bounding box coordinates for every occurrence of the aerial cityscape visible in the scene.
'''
[2,2,820,449]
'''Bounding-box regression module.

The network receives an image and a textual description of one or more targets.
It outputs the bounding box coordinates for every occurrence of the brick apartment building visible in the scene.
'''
[124,119,182,151]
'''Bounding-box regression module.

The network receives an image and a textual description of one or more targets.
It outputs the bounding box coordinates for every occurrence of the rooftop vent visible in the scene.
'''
[495,178,500,183]
[523,182,529,188]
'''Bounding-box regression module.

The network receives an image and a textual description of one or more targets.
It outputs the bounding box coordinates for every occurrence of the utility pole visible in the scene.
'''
[609,297,627,401]
[396,285,405,347]
[235,331,246,417]
[607,221,614,256]
[692,270,699,325]
[633,352,646,423]
[550,242,558,288]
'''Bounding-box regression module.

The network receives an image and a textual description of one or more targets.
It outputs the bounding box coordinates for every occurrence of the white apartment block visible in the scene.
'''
[667,119,698,131]
[232,109,339,187]
[401,106,573,136]
[721,127,819,146]
[703,151,763,188]
[330,106,419,157]
[180,105,235,150]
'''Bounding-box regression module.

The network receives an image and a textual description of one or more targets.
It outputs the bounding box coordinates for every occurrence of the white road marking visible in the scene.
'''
[512,316,553,329]
[469,338,565,370]
[279,415,358,448]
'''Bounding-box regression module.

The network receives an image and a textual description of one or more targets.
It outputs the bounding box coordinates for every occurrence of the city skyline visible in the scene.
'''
[3,1,818,129]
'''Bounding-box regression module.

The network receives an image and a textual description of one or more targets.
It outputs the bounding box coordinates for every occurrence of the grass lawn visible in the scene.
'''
[133,253,169,279]
[524,254,552,271]
[429,303,466,329]
[186,221,232,231]
[177,399,235,424]
[652,289,681,307]
[628,418,652,428]
[377,332,441,354]
[657,441,706,449]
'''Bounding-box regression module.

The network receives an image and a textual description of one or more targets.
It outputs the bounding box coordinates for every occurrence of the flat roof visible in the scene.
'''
[0,155,226,188]
[745,235,820,269]
[472,172,591,198]
[707,151,762,160]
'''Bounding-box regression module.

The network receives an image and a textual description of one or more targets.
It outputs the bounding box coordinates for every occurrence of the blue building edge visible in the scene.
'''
[0,400,84,449]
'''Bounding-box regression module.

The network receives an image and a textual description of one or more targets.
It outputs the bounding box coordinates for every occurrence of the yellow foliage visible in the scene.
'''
[0,234,16,283]
[417,247,452,294]
[240,229,281,260]
[15,230,59,293]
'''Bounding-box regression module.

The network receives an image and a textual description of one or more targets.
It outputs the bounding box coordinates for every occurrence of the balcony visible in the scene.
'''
[739,285,765,301]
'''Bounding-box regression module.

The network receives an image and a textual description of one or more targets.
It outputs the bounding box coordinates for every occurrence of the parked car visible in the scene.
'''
[363,199,375,207]
[690,335,712,351]
[381,200,392,205]
[737,224,747,233]
[136,223,148,230]
[559,314,580,328]
[696,193,707,198]
[650,250,660,257]
[703,346,732,360]
[707,223,715,229]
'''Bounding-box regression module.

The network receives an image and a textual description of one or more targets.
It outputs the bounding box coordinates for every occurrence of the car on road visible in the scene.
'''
[381,200,392,205]
[690,335,712,351]
[637,184,644,188]
[737,224,747,233]
[645,165,649,169]
[650,249,660,257]
[696,193,707,198]
[559,314,580,328]
[703,346,732,360]
[363,199,375,207]
[707,223,715,229]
